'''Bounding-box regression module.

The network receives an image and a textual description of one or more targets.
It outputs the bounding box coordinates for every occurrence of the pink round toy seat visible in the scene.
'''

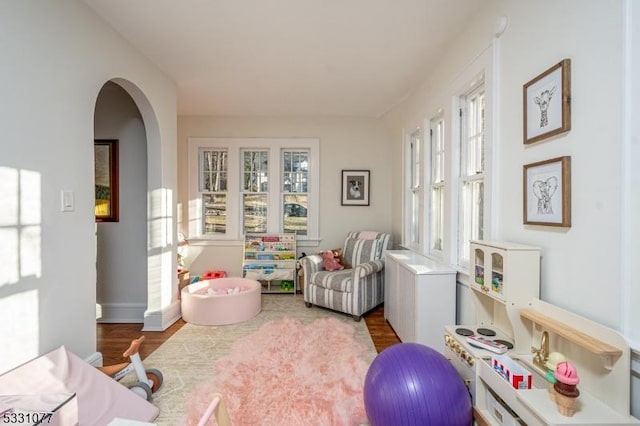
[181,277,262,325]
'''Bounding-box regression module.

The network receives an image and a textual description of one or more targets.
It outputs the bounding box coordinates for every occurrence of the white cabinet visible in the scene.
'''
[242,233,297,293]
[384,250,457,353]
[470,240,540,305]
[469,240,541,353]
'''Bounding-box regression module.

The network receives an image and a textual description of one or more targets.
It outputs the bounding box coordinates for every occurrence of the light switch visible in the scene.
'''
[61,190,74,212]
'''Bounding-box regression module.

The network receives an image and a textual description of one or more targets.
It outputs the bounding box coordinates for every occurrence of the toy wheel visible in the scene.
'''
[145,368,164,393]
[128,381,152,400]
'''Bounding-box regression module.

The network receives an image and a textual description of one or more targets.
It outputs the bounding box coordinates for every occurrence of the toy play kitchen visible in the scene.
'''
[444,240,639,425]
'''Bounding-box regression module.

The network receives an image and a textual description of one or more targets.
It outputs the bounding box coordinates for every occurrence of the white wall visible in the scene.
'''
[384,0,626,334]
[0,1,177,372]
[496,1,624,330]
[177,116,394,276]
[383,0,640,415]
[94,82,148,322]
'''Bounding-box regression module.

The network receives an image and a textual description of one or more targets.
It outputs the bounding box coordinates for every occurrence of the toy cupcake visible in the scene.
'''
[545,352,566,402]
[554,361,580,416]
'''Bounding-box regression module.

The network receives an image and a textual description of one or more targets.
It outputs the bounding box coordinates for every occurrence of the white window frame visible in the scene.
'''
[458,84,485,267]
[429,113,445,258]
[451,45,495,271]
[188,137,320,243]
[403,127,424,253]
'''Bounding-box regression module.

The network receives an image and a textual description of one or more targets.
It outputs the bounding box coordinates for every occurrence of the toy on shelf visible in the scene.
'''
[544,352,566,402]
[280,280,294,292]
[554,361,580,417]
[191,270,227,283]
[97,336,163,401]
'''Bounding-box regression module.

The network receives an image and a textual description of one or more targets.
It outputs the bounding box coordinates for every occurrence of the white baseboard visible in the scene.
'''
[97,302,146,323]
[142,300,181,331]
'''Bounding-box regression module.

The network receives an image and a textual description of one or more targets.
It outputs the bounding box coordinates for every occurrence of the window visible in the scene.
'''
[429,115,445,256]
[200,149,228,234]
[405,128,423,251]
[458,84,485,265]
[282,150,309,236]
[242,150,269,233]
[189,138,319,242]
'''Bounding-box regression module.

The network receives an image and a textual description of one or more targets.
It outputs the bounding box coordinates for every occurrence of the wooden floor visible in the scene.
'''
[97,303,400,365]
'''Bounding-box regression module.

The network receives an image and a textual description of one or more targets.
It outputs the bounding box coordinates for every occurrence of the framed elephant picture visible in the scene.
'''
[523,59,571,144]
[523,156,571,227]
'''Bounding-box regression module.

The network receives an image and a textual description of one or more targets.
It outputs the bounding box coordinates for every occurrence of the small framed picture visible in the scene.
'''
[523,59,571,144]
[523,156,571,227]
[94,139,119,222]
[341,170,370,206]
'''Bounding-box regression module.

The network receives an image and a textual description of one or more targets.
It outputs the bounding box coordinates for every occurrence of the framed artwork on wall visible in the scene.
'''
[341,170,370,206]
[523,59,571,144]
[94,139,119,222]
[523,156,571,227]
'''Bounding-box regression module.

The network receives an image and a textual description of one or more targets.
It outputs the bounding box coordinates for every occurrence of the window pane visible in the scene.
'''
[431,186,443,251]
[201,150,228,192]
[464,90,485,176]
[411,191,420,244]
[243,194,267,233]
[461,180,484,260]
[243,151,269,192]
[411,132,420,188]
[203,194,226,234]
[432,120,445,183]
[408,129,421,246]
[283,194,307,235]
[282,150,309,235]
[430,117,444,255]
[282,150,308,193]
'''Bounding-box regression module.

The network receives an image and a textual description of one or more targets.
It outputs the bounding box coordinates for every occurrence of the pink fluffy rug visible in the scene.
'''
[184,317,372,425]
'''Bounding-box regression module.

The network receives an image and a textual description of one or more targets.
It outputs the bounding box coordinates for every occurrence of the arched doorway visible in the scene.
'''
[93,78,179,332]
[94,81,148,323]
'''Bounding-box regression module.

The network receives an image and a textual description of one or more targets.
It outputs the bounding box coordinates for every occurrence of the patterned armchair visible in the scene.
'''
[301,231,392,321]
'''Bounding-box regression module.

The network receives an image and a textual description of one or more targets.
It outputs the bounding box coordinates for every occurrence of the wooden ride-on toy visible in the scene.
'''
[97,335,163,401]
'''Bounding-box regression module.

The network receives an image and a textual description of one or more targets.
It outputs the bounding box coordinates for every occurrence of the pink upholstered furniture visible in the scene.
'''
[181,278,262,326]
[0,346,159,425]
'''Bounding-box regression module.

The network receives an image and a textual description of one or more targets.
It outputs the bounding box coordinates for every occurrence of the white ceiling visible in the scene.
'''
[83,0,483,117]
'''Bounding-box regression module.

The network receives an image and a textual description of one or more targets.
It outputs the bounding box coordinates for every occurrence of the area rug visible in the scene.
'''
[185,317,371,425]
[138,295,377,425]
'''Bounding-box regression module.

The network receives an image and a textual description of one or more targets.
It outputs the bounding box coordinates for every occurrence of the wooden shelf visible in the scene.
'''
[520,309,622,358]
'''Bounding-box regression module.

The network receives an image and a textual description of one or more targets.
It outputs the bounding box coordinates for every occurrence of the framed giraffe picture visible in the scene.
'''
[523,59,571,144]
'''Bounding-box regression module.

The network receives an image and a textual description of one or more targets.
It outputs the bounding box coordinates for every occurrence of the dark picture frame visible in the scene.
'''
[523,59,571,144]
[341,170,370,206]
[523,156,571,227]
[94,139,119,222]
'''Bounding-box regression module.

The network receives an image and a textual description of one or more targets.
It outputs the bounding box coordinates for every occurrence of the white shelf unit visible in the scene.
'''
[469,240,541,354]
[384,250,457,353]
[242,233,296,294]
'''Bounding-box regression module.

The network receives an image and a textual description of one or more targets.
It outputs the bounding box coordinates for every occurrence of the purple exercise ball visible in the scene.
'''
[364,343,472,426]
